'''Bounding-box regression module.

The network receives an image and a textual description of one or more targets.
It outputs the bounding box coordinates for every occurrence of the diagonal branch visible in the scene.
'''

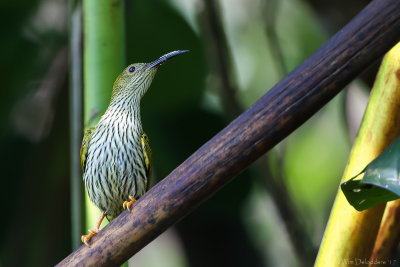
[57,0,400,266]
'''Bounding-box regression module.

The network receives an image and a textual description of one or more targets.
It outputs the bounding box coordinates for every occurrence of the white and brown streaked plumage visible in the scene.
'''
[80,50,188,246]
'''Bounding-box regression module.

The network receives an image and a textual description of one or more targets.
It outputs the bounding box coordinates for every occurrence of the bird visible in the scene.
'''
[80,50,189,246]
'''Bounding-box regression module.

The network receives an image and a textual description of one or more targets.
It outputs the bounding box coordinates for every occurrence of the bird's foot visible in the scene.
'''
[81,228,99,247]
[123,195,137,211]
[81,212,106,247]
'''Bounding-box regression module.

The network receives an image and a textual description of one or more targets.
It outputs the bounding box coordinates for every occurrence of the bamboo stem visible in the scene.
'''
[82,0,126,236]
[315,43,400,267]
[68,0,84,250]
[368,43,400,264]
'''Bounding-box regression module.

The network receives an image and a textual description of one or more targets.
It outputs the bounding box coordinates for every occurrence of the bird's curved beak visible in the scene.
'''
[145,50,189,70]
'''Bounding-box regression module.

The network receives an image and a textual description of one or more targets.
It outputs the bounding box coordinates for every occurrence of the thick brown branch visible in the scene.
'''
[57,1,400,266]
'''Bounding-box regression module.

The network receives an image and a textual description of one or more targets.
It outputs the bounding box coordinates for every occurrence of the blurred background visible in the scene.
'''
[0,0,377,266]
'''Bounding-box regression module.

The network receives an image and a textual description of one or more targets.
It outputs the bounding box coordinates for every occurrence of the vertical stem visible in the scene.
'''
[264,0,287,77]
[316,42,400,266]
[201,0,243,119]
[83,0,126,239]
[369,202,400,264]
[68,0,84,250]
[369,43,400,264]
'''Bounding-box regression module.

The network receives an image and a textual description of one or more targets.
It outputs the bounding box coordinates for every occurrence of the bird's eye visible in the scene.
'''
[128,66,136,73]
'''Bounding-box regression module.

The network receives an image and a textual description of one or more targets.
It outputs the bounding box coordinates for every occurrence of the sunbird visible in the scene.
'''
[80,50,189,246]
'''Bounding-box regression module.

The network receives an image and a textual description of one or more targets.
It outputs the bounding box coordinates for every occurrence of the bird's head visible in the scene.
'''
[111,50,189,101]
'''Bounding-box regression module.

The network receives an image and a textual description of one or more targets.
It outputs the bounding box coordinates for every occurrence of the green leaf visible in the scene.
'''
[341,137,400,211]
[341,178,399,211]
[362,137,400,194]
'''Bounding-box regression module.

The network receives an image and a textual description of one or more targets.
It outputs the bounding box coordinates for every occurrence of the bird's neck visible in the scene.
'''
[101,95,143,133]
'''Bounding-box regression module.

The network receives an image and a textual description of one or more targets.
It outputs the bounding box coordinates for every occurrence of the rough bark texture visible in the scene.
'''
[57,0,400,266]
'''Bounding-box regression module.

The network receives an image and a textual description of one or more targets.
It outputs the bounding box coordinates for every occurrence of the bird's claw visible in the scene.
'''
[81,228,99,247]
[123,195,136,211]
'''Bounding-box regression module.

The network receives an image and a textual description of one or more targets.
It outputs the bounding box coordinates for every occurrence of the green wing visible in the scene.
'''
[80,127,95,172]
[141,133,152,190]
